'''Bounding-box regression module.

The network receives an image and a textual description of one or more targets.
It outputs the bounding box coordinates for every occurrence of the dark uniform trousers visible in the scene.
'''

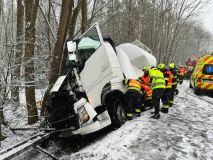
[141,96,152,111]
[179,76,184,84]
[162,88,172,106]
[152,88,164,114]
[125,90,141,115]
[169,84,177,106]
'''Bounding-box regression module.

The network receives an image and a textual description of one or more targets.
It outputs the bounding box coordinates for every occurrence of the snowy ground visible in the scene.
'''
[63,81,213,160]
[1,81,213,160]
[1,89,45,149]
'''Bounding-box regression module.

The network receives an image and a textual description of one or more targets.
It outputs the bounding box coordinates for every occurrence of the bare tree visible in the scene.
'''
[81,0,88,33]
[11,0,24,108]
[42,0,73,109]
[24,0,39,124]
[69,0,83,40]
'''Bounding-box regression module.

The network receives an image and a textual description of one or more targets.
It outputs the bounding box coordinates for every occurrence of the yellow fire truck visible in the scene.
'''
[190,55,213,95]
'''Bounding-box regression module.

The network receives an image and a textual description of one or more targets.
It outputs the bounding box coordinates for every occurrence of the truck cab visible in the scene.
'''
[47,23,156,136]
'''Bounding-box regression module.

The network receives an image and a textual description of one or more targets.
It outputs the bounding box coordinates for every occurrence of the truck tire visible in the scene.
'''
[108,98,126,129]
[194,86,200,95]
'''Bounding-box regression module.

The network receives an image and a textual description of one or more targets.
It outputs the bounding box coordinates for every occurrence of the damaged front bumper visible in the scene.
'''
[72,98,111,135]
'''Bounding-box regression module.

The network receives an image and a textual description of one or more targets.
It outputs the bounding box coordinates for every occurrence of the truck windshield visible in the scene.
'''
[77,27,101,65]
[202,64,213,75]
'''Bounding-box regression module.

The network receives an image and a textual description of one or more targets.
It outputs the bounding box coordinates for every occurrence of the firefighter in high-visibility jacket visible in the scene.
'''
[177,65,186,84]
[141,66,150,86]
[157,63,173,113]
[149,67,166,119]
[140,79,152,111]
[123,79,142,120]
[140,66,152,111]
[168,63,178,107]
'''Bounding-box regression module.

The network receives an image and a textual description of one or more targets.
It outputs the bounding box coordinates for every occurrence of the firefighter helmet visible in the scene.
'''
[143,66,149,71]
[169,63,175,69]
[157,63,165,69]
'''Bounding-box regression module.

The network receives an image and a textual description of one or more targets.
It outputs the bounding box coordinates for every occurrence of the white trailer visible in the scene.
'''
[47,23,156,136]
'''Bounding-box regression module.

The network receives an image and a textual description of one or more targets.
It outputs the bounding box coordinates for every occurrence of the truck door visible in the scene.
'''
[76,23,116,107]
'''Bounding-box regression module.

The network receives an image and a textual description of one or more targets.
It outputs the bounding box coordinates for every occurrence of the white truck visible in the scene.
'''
[47,23,156,137]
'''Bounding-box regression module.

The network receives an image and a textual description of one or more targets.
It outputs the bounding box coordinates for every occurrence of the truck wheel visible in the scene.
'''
[194,87,200,95]
[108,98,126,129]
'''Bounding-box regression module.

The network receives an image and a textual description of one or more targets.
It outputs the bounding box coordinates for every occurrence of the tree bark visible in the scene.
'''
[81,0,87,33]
[42,0,73,110]
[69,0,82,40]
[11,0,24,107]
[60,0,83,76]
[127,0,133,42]
[24,0,39,124]
[49,0,72,87]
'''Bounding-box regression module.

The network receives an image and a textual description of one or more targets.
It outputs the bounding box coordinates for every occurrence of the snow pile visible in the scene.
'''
[63,81,213,160]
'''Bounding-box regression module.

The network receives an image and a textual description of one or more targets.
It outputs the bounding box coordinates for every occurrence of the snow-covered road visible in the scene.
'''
[63,81,213,160]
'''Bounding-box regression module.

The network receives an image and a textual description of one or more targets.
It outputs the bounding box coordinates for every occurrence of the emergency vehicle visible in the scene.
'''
[185,54,199,79]
[190,55,213,95]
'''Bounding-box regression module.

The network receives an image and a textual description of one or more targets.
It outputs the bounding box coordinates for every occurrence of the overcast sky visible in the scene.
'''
[202,2,213,34]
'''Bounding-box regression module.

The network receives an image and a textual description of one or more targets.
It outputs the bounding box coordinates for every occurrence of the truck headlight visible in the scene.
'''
[77,106,89,125]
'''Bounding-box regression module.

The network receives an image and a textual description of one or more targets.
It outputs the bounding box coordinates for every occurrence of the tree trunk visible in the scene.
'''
[49,0,72,87]
[42,0,73,109]
[47,0,52,53]
[0,101,2,143]
[81,0,87,33]
[11,0,24,107]
[69,0,82,40]
[60,0,83,76]
[127,0,133,42]
[24,0,39,125]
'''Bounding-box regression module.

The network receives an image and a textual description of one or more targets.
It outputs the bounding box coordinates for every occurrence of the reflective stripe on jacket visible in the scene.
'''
[124,79,142,93]
[170,69,178,86]
[149,68,166,90]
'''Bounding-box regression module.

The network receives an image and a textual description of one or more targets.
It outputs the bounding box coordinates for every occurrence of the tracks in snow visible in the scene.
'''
[185,88,213,105]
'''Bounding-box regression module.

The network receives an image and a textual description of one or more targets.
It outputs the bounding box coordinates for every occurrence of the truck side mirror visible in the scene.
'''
[67,41,76,53]
[67,41,77,62]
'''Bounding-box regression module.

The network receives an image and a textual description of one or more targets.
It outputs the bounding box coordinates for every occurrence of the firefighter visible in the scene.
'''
[140,78,152,111]
[157,63,173,113]
[178,65,186,84]
[141,66,150,86]
[140,66,152,111]
[123,79,142,120]
[168,63,178,107]
[149,67,166,119]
